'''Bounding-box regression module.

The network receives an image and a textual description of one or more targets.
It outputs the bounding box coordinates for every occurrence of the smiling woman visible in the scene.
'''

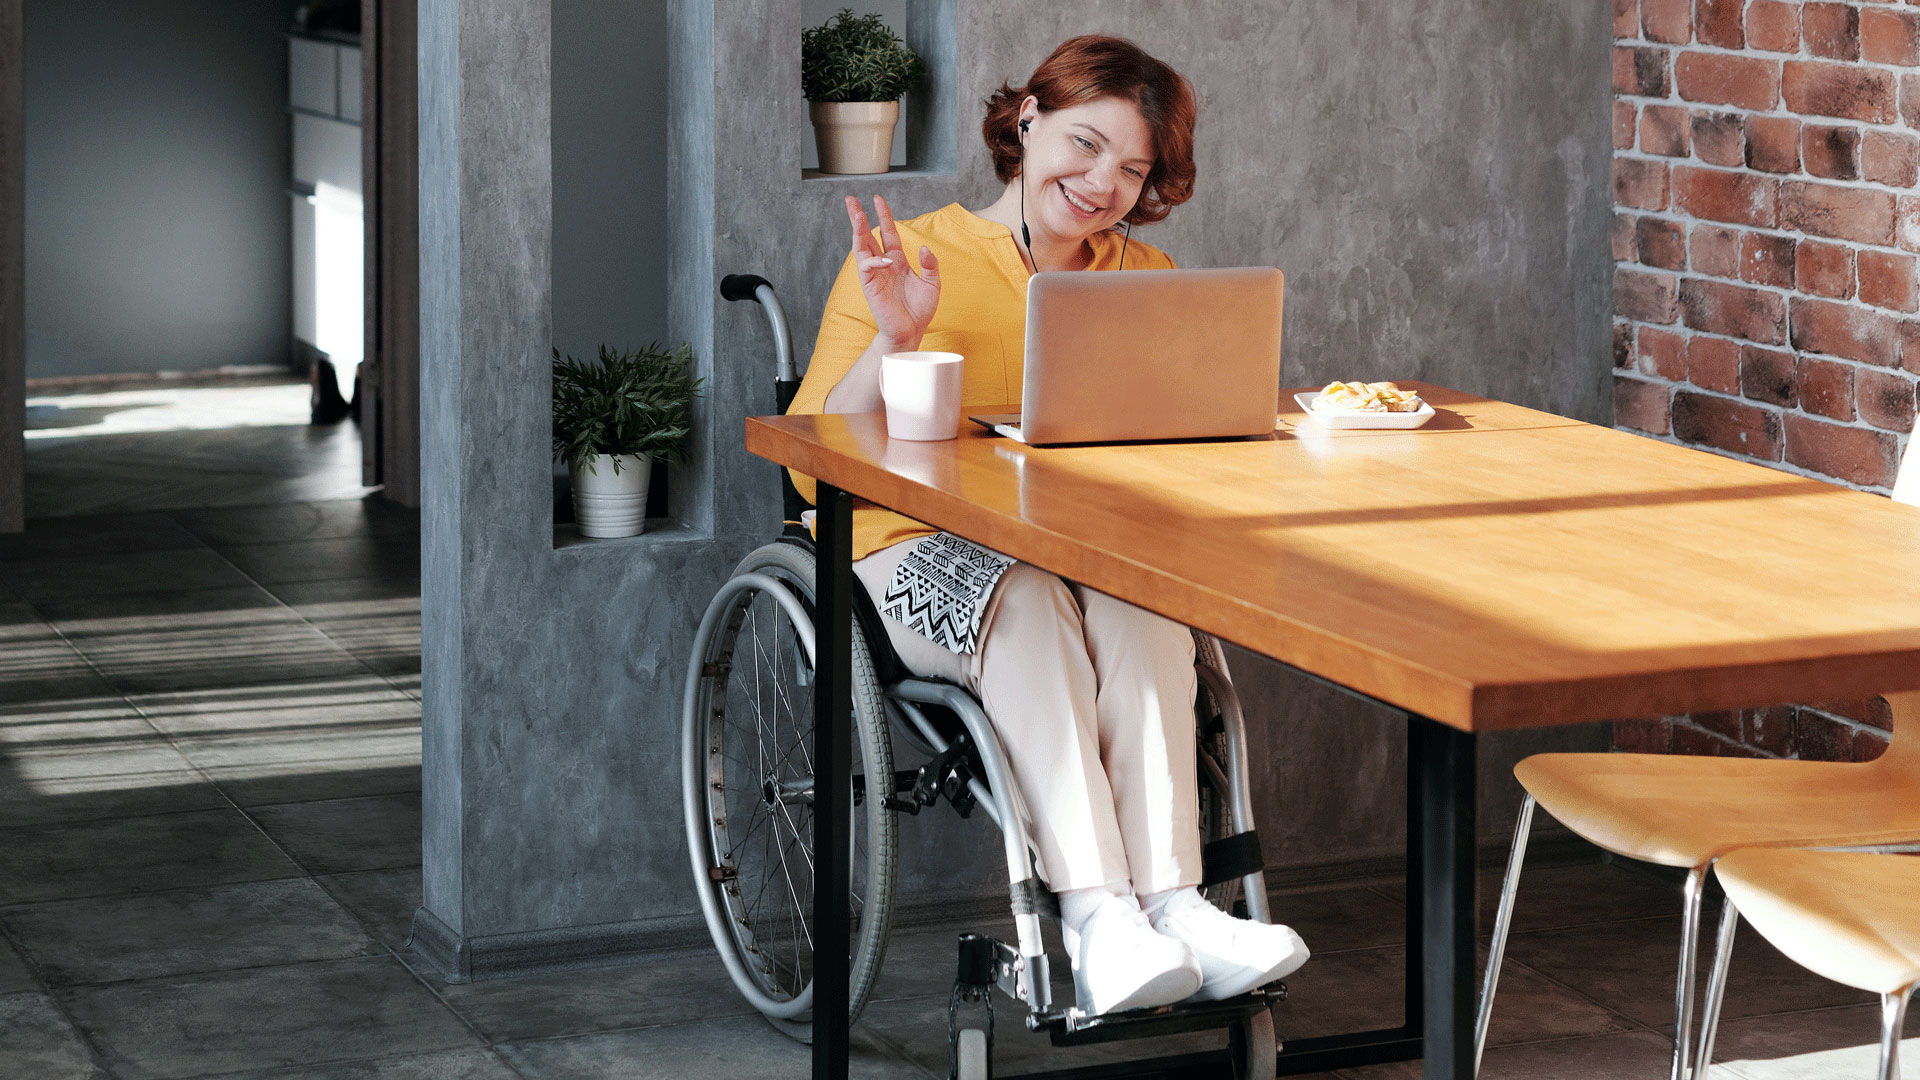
[783,36,1310,1019]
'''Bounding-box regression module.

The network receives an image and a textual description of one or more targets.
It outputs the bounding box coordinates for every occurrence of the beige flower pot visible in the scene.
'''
[810,100,899,175]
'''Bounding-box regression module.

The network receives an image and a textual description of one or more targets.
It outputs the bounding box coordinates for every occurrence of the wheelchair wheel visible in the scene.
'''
[955,1027,990,1080]
[1229,1007,1277,1079]
[682,540,898,1040]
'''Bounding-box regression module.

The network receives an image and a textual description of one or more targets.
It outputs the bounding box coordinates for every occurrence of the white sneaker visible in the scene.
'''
[1149,889,1310,1001]
[1062,893,1203,1015]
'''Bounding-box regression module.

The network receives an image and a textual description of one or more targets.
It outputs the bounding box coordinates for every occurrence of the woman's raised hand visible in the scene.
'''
[846,195,939,350]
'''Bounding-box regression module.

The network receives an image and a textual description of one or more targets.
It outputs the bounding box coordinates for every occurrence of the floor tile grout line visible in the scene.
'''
[453,1003,939,1074]
[21,545,427,896]
[14,501,419,696]
[1486,936,1903,1053]
[12,601,251,820]
[162,498,421,549]
[41,949,517,1080]
[0,779,424,837]
[1489,951,1661,1042]
[180,535,419,691]
[35,615,418,904]
[0,915,125,1078]
[855,1013,952,1079]
[0,869,384,917]
[159,1041,527,1080]
[15,946,406,993]
[303,871,430,972]
[38,632,335,882]
[382,945,565,1076]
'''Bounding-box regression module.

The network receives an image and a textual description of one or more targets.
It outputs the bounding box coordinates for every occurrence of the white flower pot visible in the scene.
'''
[570,453,651,538]
[810,100,899,175]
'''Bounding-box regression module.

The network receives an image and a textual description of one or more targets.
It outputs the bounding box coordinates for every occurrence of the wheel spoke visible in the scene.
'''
[722,805,771,860]
[750,607,808,750]
[773,830,815,953]
[774,793,816,878]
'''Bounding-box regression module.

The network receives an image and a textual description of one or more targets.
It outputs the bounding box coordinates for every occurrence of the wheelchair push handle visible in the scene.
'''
[723,272,811,535]
[719,273,797,384]
[719,273,770,303]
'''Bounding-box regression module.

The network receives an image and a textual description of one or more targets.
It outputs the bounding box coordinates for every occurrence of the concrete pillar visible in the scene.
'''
[412,0,785,980]
[0,0,21,533]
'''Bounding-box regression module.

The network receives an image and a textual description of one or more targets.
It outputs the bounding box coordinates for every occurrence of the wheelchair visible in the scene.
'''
[682,274,1286,1079]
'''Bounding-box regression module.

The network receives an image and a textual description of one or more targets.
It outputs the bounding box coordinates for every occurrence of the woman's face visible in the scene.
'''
[1017,95,1155,245]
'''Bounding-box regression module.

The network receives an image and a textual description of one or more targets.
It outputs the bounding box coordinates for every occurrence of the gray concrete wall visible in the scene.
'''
[23,1,298,378]
[417,0,1614,976]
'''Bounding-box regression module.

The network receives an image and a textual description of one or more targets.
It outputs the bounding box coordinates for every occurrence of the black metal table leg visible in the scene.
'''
[1405,720,1426,1043]
[1410,714,1476,1080]
[813,484,853,1080]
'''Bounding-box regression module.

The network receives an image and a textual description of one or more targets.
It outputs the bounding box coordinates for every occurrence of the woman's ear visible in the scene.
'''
[1019,95,1040,134]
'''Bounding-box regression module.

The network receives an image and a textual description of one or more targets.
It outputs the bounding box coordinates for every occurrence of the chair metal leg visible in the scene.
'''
[1691,899,1739,1080]
[1671,864,1710,1080]
[1879,984,1914,1080]
[1474,794,1536,1076]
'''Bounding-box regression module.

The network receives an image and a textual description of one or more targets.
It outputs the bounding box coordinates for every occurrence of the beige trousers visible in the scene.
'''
[854,538,1202,894]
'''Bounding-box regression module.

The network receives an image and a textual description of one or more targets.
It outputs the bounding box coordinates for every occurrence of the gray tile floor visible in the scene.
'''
[3,393,1913,1078]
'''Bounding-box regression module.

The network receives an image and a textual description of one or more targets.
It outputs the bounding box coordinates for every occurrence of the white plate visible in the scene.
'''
[1294,392,1436,429]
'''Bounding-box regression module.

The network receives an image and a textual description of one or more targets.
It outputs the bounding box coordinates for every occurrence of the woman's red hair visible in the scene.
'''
[982,35,1197,227]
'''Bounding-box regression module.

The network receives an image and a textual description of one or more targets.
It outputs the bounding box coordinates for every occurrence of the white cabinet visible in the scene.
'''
[289,37,337,115]
[289,35,363,393]
[293,113,362,196]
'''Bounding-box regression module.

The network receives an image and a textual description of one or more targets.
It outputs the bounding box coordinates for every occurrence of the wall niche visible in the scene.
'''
[800,0,957,180]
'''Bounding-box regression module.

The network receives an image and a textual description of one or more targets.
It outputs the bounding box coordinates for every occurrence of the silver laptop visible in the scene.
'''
[971,266,1285,446]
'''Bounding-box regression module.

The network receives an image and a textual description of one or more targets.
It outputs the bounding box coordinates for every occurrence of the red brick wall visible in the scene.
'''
[1611,0,1916,760]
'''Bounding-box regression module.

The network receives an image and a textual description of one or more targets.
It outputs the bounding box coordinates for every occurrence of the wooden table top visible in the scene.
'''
[746,383,1920,732]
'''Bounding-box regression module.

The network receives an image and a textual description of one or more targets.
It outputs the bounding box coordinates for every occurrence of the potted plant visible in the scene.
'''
[552,343,703,539]
[802,8,927,175]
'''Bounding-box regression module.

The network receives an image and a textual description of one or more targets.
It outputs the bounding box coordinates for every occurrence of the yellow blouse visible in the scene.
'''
[787,201,1177,560]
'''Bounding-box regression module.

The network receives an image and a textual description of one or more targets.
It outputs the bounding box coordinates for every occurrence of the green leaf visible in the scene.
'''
[551,342,705,474]
[801,8,926,102]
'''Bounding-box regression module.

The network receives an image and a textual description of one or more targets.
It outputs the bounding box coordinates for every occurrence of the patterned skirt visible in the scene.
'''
[879,532,1016,655]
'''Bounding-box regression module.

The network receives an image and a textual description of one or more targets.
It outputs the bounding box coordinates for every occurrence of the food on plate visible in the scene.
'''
[1313,381,1424,413]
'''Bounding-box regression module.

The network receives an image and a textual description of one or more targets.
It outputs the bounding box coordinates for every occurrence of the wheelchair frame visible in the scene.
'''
[688,274,1286,1077]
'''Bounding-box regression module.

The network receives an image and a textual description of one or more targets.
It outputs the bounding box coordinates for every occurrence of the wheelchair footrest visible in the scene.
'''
[1029,984,1285,1047]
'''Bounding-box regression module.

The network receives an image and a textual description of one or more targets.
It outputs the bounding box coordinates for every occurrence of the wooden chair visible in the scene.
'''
[1476,434,1920,1080]
[1694,840,1920,1080]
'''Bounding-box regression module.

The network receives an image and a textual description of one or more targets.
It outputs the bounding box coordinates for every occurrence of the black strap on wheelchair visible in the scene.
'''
[1008,877,1060,920]
[1200,830,1265,888]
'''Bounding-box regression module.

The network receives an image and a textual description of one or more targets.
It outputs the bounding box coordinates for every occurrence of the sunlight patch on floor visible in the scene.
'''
[25,383,312,440]
[1720,1041,1920,1079]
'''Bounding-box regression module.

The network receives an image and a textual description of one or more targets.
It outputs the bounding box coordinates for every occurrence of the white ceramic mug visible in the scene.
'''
[879,351,964,441]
